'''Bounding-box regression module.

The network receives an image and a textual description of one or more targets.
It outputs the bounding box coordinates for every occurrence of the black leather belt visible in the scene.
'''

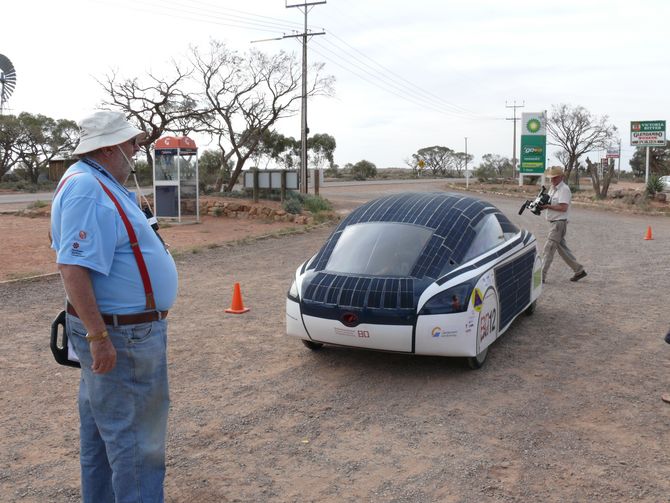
[66,302,168,325]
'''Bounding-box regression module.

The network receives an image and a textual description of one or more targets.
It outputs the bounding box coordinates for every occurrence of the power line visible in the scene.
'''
[506,100,524,176]
[285,1,327,195]
[91,0,504,123]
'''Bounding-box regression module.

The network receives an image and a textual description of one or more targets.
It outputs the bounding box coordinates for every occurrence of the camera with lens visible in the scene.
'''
[518,186,550,216]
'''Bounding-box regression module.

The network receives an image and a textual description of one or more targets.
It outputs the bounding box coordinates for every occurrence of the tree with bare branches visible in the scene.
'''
[547,104,617,188]
[584,156,617,199]
[98,65,199,166]
[191,40,334,191]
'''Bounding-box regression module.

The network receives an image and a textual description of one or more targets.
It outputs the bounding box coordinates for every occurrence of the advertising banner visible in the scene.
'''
[630,120,666,146]
[520,112,546,174]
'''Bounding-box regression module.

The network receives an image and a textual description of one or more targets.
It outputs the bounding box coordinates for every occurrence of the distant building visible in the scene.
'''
[48,154,77,181]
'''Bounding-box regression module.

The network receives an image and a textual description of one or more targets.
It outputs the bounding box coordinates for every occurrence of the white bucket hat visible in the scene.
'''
[73,111,145,155]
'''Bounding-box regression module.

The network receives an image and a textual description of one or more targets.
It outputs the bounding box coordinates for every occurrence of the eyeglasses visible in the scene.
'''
[128,137,141,149]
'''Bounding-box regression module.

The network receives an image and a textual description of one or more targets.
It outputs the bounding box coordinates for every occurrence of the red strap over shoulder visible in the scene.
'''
[54,172,83,196]
[54,171,156,311]
[95,180,156,310]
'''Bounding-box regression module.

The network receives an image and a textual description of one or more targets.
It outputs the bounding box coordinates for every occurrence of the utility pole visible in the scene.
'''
[285,1,326,194]
[506,100,524,181]
[464,137,469,188]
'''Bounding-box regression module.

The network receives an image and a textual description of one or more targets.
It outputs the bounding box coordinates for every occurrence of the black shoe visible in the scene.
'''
[570,270,587,282]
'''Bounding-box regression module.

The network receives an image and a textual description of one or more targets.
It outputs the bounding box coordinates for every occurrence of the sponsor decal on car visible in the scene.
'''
[472,288,484,312]
[432,326,457,338]
[334,327,355,337]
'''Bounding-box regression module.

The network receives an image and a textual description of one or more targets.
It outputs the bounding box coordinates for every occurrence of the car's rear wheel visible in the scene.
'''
[467,346,488,369]
[525,300,536,316]
[302,339,324,350]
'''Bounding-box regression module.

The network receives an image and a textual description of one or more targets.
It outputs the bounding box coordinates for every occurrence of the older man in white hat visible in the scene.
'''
[540,166,587,283]
[51,110,178,502]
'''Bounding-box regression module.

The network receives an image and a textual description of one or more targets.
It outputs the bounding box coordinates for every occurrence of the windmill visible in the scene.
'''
[0,54,17,115]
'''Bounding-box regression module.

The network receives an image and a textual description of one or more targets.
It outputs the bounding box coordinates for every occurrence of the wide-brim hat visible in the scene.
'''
[545,166,564,178]
[73,111,145,155]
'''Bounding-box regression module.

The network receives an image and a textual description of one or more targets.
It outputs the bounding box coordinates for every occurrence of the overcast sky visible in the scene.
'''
[3,0,669,171]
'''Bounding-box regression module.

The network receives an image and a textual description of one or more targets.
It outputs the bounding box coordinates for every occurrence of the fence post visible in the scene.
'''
[253,168,259,203]
[281,170,287,202]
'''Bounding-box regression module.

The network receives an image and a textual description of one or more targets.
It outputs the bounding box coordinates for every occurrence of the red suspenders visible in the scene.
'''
[55,172,156,310]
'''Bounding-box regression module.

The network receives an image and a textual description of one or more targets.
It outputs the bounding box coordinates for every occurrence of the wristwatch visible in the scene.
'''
[85,330,109,343]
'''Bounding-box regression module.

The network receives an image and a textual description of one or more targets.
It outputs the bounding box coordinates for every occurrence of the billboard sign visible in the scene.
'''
[520,112,547,174]
[630,120,666,146]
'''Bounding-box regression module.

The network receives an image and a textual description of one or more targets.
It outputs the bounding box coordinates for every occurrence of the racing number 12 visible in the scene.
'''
[480,308,497,341]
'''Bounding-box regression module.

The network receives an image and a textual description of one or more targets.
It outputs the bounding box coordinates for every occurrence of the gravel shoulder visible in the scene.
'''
[1,185,669,502]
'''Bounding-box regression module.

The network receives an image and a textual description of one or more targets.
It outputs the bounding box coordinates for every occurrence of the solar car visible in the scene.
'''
[286,192,542,368]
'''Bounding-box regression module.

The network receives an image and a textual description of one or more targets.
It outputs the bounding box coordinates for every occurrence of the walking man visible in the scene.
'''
[51,111,178,502]
[540,166,587,283]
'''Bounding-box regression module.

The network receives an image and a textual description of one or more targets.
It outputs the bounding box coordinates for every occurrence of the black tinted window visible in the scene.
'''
[326,223,433,276]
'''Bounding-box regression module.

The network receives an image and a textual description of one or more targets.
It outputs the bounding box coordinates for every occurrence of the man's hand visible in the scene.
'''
[90,338,117,374]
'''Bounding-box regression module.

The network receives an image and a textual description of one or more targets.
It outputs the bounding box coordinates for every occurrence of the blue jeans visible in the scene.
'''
[66,313,170,503]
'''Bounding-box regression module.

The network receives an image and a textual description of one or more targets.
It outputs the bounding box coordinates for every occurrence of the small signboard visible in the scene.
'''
[606,147,620,159]
[630,120,666,146]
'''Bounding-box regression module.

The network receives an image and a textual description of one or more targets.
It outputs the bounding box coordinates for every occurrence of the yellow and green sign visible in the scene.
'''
[520,112,546,174]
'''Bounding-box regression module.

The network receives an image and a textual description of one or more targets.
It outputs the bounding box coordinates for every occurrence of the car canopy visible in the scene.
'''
[307,192,518,280]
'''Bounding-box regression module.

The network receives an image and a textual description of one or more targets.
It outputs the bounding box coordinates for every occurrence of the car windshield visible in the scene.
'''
[325,222,433,276]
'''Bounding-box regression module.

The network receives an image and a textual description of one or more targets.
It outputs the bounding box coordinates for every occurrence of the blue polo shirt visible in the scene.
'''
[51,159,178,314]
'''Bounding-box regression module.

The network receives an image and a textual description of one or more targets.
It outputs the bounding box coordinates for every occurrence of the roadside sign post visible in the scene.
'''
[519,112,547,186]
[630,120,666,184]
[606,143,621,180]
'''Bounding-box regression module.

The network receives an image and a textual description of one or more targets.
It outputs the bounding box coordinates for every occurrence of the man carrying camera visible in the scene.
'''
[540,166,587,283]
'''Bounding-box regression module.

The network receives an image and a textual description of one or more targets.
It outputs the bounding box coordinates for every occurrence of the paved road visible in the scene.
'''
[0,178,465,207]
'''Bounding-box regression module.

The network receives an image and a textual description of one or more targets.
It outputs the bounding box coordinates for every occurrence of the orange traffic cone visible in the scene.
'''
[644,226,653,240]
[225,282,250,314]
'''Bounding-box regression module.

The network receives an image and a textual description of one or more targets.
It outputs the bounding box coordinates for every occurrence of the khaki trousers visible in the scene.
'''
[542,219,584,277]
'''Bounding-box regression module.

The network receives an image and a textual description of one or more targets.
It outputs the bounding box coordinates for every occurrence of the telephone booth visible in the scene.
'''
[153,136,199,223]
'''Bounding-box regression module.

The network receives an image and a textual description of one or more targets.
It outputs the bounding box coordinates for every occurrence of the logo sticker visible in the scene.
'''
[526,118,542,133]
[72,242,80,249]
[432,327,457,338]
[334,327,355,337]
[79,231,87,239]
[472,288,484,312]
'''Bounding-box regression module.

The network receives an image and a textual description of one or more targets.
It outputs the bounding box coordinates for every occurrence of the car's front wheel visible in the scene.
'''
[302,339,324,350]
[467,346,489,369]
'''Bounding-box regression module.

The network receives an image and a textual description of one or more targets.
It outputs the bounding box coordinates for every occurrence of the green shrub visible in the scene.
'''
[646,175,664,196]
[283,198,303,214]
[302,194,332,213]
[27,200,49,209]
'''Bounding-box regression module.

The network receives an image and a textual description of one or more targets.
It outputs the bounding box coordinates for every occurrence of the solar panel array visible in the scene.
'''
[303,193,512,311]
[309,193,498,279]
[495,250,535,329]
[303,272,415,309]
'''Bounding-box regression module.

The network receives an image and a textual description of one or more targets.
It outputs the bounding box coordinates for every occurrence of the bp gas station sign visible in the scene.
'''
[519,113,546,175]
